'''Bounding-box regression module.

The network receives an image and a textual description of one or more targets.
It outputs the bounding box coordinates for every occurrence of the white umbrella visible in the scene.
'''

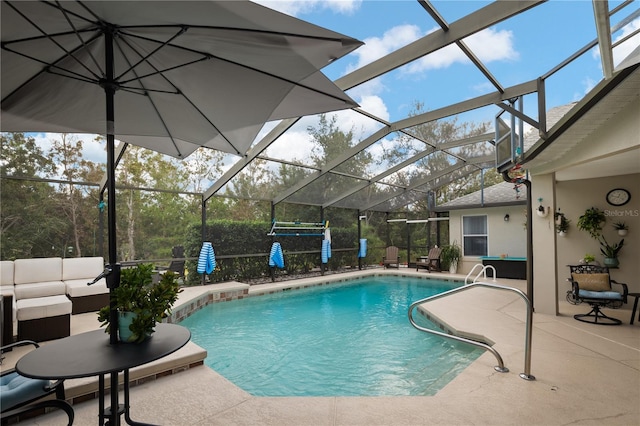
[1,0,361,346]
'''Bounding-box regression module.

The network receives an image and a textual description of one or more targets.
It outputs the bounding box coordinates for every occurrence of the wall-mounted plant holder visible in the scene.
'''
[536,198,550,218]
[613,221,628,237]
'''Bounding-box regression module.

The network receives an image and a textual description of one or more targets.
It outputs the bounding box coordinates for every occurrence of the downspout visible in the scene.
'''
[502,171,533,310]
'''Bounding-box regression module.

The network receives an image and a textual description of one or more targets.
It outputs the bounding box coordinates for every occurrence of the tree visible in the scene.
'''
[0,133,60,259]
[47,133,92,257]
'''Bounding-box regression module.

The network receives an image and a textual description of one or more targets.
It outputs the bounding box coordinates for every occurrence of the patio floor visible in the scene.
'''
[4,269,639,425]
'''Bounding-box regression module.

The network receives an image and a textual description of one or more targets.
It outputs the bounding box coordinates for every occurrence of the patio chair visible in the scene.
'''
[416,246,442,272]
[566,264,628,325]
[382,246,400,269]
[1,340,74,425]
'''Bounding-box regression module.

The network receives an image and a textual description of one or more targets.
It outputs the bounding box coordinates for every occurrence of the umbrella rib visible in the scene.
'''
[113,34,242,155]
[1,42,101,104]
[53,0,104,77]
[120,30,351,105]
[4,1,102,81]
[111,38,185,159]
[114,27,188,82]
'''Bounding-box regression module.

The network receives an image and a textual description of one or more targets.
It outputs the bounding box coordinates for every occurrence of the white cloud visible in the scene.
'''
[613,18,640,66]
[32,132,106,164]
[347,24,424,72]
[405,27,517,74]
[255,0,362,16]
[591,18,640,68]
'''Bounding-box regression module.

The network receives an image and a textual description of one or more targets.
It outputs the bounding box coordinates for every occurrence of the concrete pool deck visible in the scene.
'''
[4,268,639,425]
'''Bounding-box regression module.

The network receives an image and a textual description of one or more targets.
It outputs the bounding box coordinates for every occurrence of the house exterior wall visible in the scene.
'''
[448,205,527,275]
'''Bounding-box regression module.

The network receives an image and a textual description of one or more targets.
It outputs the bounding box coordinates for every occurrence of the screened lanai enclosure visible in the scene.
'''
[2,0,639,284]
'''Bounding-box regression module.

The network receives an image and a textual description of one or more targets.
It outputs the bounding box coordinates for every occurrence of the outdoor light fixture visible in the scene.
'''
[504,214,510,222]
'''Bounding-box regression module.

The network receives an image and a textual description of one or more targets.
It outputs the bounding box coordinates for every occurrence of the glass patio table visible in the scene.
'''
[16,323,190,426]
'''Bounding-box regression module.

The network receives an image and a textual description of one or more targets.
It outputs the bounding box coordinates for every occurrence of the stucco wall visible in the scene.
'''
[448,205,527,275]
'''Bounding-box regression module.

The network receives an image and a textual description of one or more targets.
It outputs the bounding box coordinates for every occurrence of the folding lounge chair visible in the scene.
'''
[382,246,400,269]
[1,340,74,425]
[416,247,442,272]
[566,264,628,325]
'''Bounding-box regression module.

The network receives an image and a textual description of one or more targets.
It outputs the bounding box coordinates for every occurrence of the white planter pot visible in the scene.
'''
[557,231,566,237]
[617,229,628,236]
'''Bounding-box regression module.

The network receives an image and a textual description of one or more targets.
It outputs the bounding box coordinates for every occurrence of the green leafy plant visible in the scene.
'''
[612,221,628,231]
[599,237,624,259]
[583,254,595,263]
[440,241,462,271]
[577,207,606,239]
[98,264,182,343]
[554,212,571,233]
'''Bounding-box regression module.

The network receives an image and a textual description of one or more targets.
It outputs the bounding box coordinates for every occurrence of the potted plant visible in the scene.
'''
[555,212,571,236]
[577,207,606,239]
[613,221,628,236]
[599,237,624,268]
[98,264,182,343]
[441,241,462,273]
[580,253,597,265]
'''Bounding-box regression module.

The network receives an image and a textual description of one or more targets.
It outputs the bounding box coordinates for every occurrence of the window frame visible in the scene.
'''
[462,214,488,257]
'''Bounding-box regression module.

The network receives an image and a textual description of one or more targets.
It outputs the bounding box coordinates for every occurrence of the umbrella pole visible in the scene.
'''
[104,27,123,426]
[104,28,119,347]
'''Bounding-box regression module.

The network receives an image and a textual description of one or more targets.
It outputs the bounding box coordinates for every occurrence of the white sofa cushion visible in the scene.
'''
[14,281,66,300]
[0,260,14,287]
[62,257,104,281]
[14,258,63,284]
[65,278,108,298]
[16,295,72,321]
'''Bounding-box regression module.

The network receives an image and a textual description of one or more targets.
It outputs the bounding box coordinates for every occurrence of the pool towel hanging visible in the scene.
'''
[324,227,331,243]
[197,242,216,274]
[321,239,332,264]
[269,242,285,269]
[358,239,367,258]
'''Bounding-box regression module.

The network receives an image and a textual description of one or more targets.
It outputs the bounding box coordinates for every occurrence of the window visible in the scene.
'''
[463,215,487,256]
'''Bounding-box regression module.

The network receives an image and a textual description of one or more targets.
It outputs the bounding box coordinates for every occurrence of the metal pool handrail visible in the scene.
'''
[408,281,535,381]
[465,263,497,285]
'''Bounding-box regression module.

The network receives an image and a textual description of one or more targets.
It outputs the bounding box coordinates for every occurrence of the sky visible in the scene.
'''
[26,0,640,180]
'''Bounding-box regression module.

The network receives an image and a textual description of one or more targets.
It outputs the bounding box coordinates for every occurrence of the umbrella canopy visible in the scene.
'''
[1,0,360,354]
[1,0,361,158]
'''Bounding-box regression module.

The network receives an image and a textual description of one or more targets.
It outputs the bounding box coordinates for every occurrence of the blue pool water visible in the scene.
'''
[179,275,482,396]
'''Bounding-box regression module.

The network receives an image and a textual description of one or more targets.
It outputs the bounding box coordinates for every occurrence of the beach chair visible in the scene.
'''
[382,246,400,269]
[566,264,628,325]
[1,340,74,425]
[416,246,442,272]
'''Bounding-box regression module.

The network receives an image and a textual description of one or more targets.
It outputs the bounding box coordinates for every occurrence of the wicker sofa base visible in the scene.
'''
[18,314,70,342]
[70,293,109,314]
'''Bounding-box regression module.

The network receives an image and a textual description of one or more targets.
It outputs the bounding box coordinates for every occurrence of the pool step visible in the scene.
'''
[64,341,207,405]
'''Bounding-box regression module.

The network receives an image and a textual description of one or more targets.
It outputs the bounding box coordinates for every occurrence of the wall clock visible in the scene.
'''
[606,188,630,206]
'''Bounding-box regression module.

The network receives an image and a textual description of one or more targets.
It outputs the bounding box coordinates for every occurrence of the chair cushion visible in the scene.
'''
[0,261,14,286]
[14,281,66,300]
[0,372,49,412]
[65,278,108,297]
[572,273,611,292]
[14,258,63,285]
[578,290,623,300]
[62,257,104,281]
[16,295,72,321]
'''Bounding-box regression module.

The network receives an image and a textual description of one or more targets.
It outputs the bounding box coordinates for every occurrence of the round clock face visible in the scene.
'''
[606,188,630,206]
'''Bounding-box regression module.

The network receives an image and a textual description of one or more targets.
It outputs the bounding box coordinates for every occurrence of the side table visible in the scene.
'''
[629,293,640,325]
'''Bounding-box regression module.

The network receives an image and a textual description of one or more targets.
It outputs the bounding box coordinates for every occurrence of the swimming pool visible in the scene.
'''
[179,275,482,396]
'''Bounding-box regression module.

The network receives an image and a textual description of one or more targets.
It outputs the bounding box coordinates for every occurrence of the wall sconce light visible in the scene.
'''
[504,214,510,222]
[536,197,550,218]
